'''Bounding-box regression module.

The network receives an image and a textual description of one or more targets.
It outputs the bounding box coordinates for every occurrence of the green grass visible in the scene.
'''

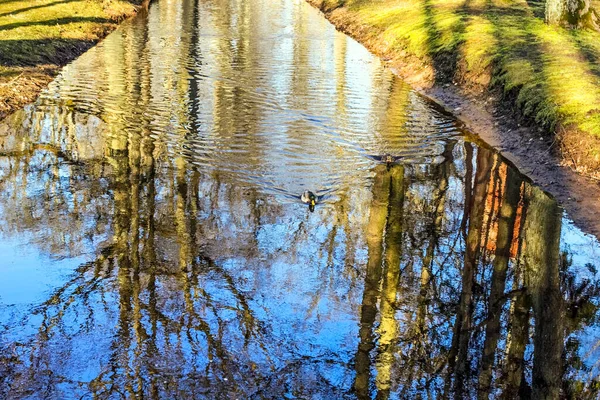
[0,0,142,118]
[312,0,600,168]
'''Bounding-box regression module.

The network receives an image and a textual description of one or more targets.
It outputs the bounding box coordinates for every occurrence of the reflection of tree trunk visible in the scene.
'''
[129,128,145,394]
[478,165,520,399]
[141,134,159,398]
[354,166,390,399]
[417,143,452,337]
[522,184,564,399]
[176,158,192,270]
[186,0,201,134]
[459,143,474,240]
[111,135,134,395]
[449,146,492,398]
[376,166,405,400]
[136,9,159,393]
[503,263,530,399]
[445,142,473,397]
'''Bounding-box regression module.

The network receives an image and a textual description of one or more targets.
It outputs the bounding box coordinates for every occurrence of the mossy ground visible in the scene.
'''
[0,0,145,119]
[309,0,600,175]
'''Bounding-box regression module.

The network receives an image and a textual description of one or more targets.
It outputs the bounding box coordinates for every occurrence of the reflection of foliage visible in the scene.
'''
[8,216,271,397]
[562,257,600,330]
[560,252,600,398]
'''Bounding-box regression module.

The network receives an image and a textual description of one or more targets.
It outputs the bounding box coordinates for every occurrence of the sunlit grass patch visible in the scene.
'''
[356,4,429,57]
[0,0,141,118]
[460,16,497,84]
[510,20,600,134]
[427,7,465,53]
[0,0,137,44]
[340,0,468,58]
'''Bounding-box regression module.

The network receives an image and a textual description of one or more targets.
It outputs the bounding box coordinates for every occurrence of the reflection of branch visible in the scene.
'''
[0,143,90,165]
[32,253,115,338]
[204,257,265,346]
[249,357,351,398]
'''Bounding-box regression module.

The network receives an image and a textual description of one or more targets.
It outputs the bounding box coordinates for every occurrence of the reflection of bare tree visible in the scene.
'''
[1,0,600,398]
[0,111,110,259]
[478,164,521,398]
[447,145,493,398]
[3,133,273,397]
[3,122,598,398]
[522,183,564,399]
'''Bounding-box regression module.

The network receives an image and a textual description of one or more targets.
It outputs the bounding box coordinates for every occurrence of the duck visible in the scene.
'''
[368,153,397,168]
[301,190,317,212]
[382,153,395,168]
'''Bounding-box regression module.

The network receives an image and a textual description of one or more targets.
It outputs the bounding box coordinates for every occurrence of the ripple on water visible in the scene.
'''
[1,0,600,398]
[23,0,464,202]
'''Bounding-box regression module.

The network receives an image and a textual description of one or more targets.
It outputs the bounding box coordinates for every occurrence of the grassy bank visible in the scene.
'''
[308,0,600,177]
[0,0,146,119]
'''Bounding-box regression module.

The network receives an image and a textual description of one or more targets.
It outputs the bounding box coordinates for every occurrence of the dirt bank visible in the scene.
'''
[307,0,600,239]
[0,0,150,120]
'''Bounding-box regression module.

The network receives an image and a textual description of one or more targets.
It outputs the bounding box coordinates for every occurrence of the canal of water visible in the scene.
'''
[1,0,599,398]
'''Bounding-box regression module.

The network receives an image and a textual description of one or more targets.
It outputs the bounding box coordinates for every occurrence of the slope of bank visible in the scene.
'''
[0,0,148,120]
[307,0,600,238]
[307,0,600,179]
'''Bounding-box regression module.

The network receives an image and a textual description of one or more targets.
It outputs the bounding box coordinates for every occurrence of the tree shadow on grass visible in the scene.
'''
[524,0,545,19]
[0,39,96,67]
[0,16,112,32]
[0,0,79,18]
[0,16,111,67]
[421,0,470,84]
[0,0,31,5]
[568,32,600,82]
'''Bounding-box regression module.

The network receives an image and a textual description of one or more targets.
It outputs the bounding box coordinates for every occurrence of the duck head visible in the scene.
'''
[383,154,395,168]
[301,191,317,212]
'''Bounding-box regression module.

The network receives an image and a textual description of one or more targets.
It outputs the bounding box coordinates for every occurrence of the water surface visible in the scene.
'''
[1,0,600,398]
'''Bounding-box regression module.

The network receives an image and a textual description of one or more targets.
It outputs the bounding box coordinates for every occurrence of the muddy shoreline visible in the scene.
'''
[422,84,600,239]
[306,0,600,239]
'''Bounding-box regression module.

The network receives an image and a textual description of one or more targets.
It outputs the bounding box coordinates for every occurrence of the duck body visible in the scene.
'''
[301,190,317,212]
[367,153,397,168]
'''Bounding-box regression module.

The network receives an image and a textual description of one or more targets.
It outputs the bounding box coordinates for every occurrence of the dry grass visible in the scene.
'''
[310,0,600,173]
[0,0,144,118]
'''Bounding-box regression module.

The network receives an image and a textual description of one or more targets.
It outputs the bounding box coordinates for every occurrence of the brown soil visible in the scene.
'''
[0,66,58,119]
[308,0,600,239]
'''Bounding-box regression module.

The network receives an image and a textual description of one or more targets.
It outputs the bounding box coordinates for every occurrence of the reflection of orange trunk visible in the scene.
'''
[482,156,502,255]
[450,146,493,398]
[478,164,521,398]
